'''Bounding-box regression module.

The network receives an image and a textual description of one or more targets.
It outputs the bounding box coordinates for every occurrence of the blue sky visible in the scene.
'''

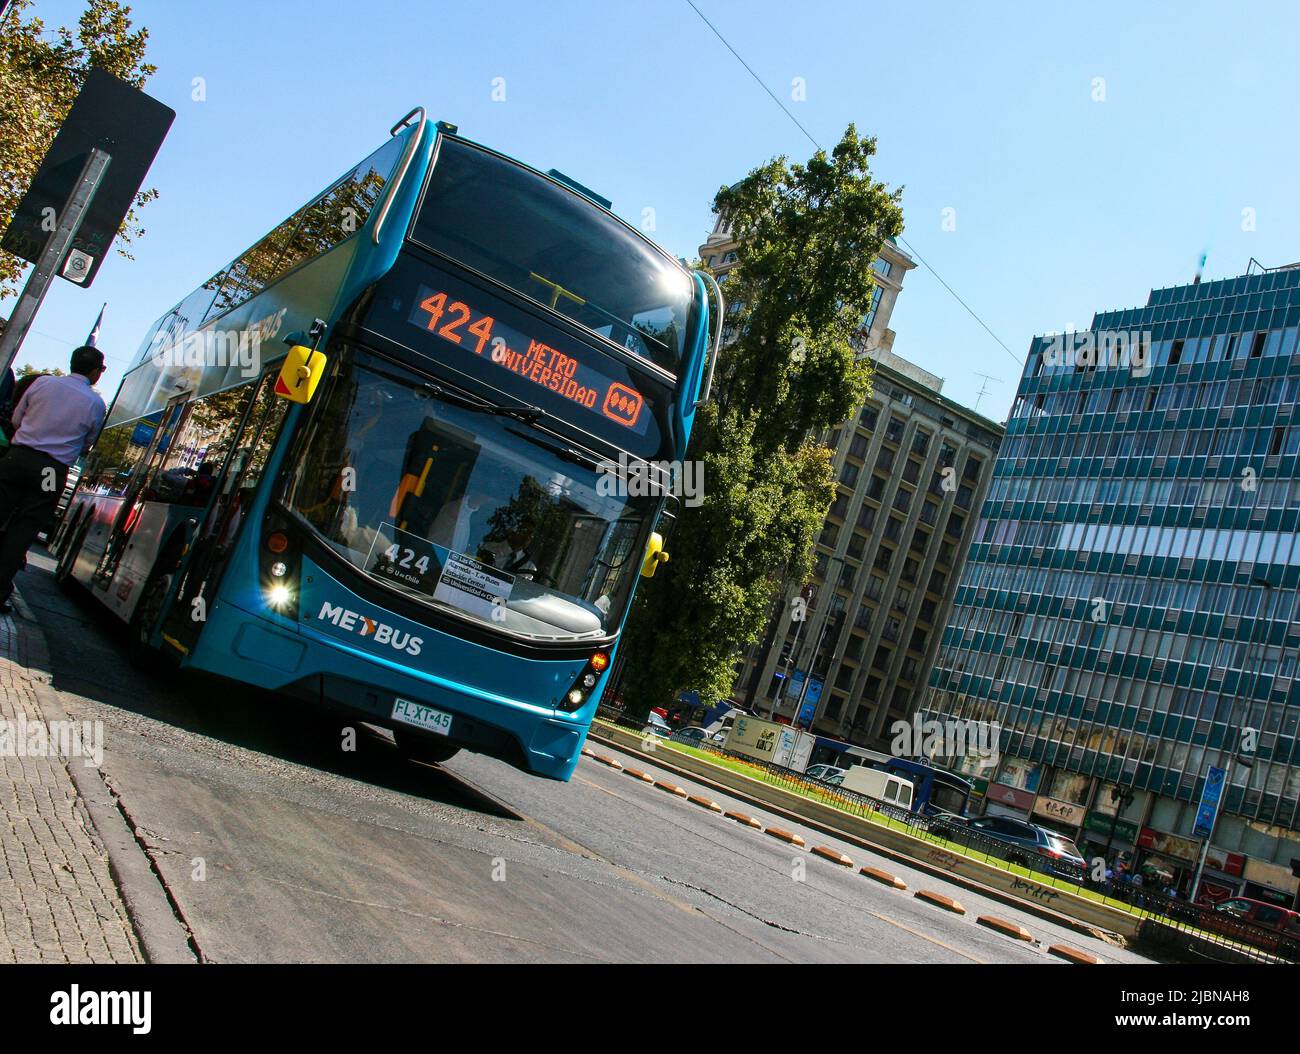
[8,0,1300,420]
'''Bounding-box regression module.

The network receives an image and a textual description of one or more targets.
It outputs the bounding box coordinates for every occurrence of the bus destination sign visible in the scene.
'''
[406,286,649,435]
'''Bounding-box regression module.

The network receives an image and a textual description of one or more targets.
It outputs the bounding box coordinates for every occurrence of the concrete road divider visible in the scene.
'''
[1048,943,1101,964]
[916,890,966,915]
[623,766,656,783]
[589,722,1137,942]
[860,866,907,890]
[654,780,688,797]
[977,915,1034,941]
[592,753,622,769]
[765,827,806,848]
[688,795,723,812]
[724,809,763,829]
[812,846,854,867]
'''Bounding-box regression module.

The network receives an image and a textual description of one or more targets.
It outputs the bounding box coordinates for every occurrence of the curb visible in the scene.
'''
[588,728,1122,944]
[860,865,907,890]
[915,889,966,915]
[1048,943,1101,964]
[10,588,199,964]
[977,915,1034,942]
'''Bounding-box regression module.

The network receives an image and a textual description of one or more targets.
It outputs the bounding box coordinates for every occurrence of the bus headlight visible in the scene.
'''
[557,650,614,712]
[267,583,293,608]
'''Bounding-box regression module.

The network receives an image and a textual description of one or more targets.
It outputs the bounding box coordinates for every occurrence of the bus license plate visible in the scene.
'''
[392,698,453,736]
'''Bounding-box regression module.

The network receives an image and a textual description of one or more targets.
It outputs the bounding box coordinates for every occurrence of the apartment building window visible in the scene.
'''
[863,286,884,330]
[849,432,869,459]
[872,645,893,672]
[847,532,867,560]
[882,617,901,642]
[909,627,929,652]
[860,404,880,431]
[866,475,887,501]
[900,657,919,682]
[918,598,937,623]
[873,547,894,573]
[819,523,840,548]
[919,500,939,525]
[910,528,931,555]
[893,585,913,613]
[864,575,886,602]
[856,505,876,531]
[829,491,850,519]
[902,459,921,484]
[875,447,895,473]
[885,416,906,444]
[911,429,932,457]
[892,487,912,514]
[840,462,860,487]
[883,515,904,542]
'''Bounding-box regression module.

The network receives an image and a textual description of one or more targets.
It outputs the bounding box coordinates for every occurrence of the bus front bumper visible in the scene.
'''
[188,612,590,782]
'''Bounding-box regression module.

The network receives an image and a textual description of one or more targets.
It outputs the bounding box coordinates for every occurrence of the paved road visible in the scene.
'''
[20,550,1152,964]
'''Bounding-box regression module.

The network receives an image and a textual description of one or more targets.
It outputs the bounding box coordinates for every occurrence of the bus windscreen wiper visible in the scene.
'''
[505,426,602,470]
[422,380,544,423]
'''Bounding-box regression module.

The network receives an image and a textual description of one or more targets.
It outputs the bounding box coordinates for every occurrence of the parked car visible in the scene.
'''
[641,712,673,739]
[935,814,1086,877]
[1202,897,1300,954]
[804,764,847,784]
[673,725,718,745]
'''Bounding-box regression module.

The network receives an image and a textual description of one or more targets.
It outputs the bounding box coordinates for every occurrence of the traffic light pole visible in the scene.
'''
[0,147,111,378]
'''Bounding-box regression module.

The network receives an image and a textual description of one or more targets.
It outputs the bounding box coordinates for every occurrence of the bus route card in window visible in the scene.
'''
[365,524,447,596]
[433,551,514,622]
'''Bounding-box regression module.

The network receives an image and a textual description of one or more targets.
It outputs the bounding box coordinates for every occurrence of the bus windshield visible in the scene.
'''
[283,352,655,641]
[411,137,692,374]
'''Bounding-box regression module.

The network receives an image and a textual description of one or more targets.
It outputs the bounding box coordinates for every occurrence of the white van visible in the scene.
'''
[840,767,915,810]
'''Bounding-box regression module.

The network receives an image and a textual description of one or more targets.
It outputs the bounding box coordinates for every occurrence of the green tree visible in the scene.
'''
[17,362,65,377]
[0,0,156,298]
[618,125,903,717]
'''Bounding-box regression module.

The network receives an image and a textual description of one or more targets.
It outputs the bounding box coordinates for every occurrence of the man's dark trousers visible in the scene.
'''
[0,445,68,604]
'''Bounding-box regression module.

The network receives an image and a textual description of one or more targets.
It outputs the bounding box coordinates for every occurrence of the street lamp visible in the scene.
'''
[1101,781,1135,865]
[790,555,844,731]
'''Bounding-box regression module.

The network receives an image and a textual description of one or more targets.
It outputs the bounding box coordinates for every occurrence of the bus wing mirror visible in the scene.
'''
[274,345,327,404]
[641,531,669,578]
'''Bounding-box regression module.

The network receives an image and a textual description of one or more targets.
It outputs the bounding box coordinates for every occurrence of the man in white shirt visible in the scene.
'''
[0,346,107,612]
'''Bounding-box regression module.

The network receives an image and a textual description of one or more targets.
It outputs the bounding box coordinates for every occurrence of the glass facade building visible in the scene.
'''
[924,264,1300,901]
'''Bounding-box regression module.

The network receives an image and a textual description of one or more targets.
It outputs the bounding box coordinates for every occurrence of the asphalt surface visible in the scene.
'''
[19,549,1153,964]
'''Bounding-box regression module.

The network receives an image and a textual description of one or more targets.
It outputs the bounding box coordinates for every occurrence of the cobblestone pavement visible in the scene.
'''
[0,592,142,964]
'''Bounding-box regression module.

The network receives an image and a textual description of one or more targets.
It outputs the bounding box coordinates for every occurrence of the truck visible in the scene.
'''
[725,715,816,772]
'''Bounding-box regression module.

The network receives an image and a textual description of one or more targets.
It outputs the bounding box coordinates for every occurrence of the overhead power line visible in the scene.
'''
[683,0,1024,371]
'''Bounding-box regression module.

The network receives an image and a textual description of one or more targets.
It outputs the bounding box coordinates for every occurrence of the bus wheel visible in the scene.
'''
[128,562,177,668]
[54,521,87,595]
[393,730,460,767]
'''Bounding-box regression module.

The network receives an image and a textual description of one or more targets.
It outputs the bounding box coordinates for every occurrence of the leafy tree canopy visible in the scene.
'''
[0,0,156,298]
[617,125,904,718]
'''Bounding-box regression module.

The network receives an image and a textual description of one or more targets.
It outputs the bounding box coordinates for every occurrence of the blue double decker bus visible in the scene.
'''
[54,108,722,781]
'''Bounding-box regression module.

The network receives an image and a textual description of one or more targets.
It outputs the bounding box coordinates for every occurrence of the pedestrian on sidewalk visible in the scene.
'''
[0,346,107,613]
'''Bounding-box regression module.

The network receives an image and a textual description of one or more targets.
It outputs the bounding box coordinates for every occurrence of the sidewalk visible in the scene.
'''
[0,589,143,964]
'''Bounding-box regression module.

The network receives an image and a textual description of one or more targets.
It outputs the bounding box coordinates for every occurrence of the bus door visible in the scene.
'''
[92,394,189,592]
[163,372,289,652]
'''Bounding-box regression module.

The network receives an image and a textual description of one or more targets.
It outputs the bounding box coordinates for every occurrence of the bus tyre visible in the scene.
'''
[54,522,87,595]
[394,730,460,767]
[129,563,176,668]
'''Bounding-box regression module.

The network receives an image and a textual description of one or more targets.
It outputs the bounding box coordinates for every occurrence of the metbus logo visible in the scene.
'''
[316,602,423,656]
[602,383,643,427]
